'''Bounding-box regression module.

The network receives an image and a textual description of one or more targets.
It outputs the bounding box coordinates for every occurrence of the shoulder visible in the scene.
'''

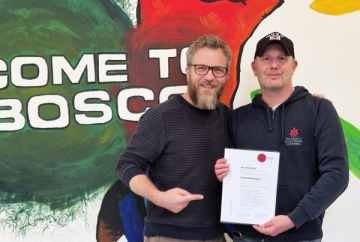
[135,97,184,133]
[218,102,233,116]
[233,103,253,116]
[143,95,184,117]
[302,95,336,114]
[292,96,342,129]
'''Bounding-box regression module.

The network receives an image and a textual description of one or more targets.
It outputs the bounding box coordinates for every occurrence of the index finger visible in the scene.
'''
[188,194,204,201]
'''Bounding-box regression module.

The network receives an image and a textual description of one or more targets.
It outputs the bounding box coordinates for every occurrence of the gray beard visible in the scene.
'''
[188,83,224,110]
[195,93,218,110]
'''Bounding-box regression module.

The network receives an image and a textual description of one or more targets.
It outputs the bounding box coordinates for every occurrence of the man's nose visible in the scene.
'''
[204,68,215,79]
[270,59,279,68]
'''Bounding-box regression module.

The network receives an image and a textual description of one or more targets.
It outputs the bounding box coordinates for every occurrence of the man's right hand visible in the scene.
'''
[129,175,203,213]
[214,158,229,182]
[155,188,203,213]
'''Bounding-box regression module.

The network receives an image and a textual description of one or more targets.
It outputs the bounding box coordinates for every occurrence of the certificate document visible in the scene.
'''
[220,148,280,225]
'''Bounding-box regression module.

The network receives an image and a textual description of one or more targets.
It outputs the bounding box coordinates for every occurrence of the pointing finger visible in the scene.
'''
[188,194,204,201]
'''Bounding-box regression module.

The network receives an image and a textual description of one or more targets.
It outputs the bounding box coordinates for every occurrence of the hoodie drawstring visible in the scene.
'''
[281,103,285,144]
[266,107,273,131]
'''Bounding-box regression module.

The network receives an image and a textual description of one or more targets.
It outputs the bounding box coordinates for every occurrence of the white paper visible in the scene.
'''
[220,148,280,225]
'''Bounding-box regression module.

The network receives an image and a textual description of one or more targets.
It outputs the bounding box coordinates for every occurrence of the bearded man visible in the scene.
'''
[116,35,232,242]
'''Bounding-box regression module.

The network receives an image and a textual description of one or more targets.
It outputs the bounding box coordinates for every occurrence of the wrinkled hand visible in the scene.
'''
[156,188,203,213]
[312,93,325,99]
[313,93,333,103]
[252,215,295,237]
[214,158,229,182]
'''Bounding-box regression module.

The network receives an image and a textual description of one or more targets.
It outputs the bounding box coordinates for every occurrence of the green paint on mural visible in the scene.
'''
[250,89,261,100]
[340,118,360,179]
[114,0,136,22]
[0,0,132,234]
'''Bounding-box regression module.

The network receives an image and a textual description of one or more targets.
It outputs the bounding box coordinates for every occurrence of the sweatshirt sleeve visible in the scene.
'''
[288,99,349,228]
[115,108,166,188]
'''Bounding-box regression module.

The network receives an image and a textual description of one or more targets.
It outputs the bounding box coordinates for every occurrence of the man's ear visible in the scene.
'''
[185,66,190,82]
[292,60,298,74]
[225,70,230,81]
[251,61,257,76]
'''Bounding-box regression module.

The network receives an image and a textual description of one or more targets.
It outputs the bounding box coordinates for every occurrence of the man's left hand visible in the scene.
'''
[252,215,295,237]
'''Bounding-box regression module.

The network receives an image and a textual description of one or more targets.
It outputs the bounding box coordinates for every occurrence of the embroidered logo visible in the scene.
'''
[285,127,302,146]
[289,127,299,137]
[268,32,283,41]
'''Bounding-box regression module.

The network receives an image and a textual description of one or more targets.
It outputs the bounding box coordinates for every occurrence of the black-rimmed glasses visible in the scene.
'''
[190,64,228,77]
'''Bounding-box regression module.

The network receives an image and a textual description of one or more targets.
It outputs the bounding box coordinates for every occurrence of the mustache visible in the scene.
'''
[199,81,218,87]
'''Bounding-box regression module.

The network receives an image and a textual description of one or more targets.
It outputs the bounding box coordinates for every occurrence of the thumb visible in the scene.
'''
[261,220,272,228]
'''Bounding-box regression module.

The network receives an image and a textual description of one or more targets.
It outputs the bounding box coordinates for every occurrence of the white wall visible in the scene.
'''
[234,1,360,241]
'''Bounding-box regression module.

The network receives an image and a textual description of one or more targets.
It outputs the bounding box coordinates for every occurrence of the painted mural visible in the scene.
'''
[0,0,359,241]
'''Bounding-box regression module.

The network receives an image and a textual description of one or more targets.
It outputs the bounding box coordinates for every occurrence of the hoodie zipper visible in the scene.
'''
[270,109,275,150]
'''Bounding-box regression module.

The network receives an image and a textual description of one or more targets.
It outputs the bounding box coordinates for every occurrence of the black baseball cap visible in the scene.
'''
[254,32,295,59]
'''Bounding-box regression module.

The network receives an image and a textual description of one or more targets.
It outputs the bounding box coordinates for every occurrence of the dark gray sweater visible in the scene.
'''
[116,94,231,239]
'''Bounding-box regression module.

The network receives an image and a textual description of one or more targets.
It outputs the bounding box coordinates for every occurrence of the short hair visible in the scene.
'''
[186,35,232,68]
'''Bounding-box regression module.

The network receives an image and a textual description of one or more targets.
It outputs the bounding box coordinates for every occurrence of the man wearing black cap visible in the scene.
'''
[215,32,349,241]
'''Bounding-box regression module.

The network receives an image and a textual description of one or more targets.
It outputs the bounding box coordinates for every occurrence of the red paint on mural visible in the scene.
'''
[120,0,282,140]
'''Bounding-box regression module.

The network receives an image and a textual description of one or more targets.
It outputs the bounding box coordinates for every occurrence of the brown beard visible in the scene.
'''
[188,79,225,110]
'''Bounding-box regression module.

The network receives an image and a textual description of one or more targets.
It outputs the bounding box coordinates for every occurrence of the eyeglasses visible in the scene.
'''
[190,64,228,78]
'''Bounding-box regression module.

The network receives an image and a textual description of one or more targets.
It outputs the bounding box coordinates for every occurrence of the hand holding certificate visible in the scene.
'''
[220,148,280,225]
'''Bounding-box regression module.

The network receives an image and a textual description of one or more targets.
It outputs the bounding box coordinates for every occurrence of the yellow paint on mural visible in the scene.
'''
[310,0,360,15]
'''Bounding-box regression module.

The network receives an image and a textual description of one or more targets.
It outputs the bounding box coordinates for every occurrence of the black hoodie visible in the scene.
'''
[230,86,349,241]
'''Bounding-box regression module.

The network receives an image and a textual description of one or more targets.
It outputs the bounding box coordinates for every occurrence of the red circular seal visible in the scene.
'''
[257,154,266,162]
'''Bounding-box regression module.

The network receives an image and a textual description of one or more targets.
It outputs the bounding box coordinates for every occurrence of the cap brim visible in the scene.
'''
[255,40,293,58]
